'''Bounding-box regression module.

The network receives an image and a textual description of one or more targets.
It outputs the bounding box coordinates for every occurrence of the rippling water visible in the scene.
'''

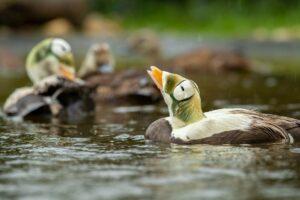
[1,71,300,200]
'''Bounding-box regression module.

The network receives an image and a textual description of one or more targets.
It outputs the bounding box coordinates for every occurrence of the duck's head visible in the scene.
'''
[26,38,75,84]
[148,66,205,128]
[78,43,115,78]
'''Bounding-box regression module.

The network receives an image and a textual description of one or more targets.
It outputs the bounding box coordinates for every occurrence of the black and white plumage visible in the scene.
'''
[146,108,300,145]
[146,66,300,145]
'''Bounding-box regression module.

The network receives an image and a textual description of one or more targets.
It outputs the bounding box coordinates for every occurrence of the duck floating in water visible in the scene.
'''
[3,38,93,120]
[78,43,160,104]
[146,66,300,144]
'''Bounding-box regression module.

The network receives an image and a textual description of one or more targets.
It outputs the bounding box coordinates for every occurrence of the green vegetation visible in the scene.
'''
[90,0,300,37]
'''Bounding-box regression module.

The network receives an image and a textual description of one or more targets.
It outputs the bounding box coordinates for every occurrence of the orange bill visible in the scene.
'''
[147,66,163,90]
[59,66,75,81]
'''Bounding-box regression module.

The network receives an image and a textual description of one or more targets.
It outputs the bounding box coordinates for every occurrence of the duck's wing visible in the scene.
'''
[173,109,300,145]
[231,109,300,143]
[145,118,291,145]
[172,123,289,145]
[145,109,300,145]
[145,118,172,143]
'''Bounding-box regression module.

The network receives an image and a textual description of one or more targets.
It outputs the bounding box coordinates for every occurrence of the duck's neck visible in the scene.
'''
[170,97,205,129]
[26,44,50,69]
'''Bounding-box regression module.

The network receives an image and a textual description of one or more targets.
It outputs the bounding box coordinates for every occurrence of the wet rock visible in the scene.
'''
[168,48,251,73]
[79,42,161,105]
[126,30,251,73]
[85,70,161,105]
[3,76,94,121]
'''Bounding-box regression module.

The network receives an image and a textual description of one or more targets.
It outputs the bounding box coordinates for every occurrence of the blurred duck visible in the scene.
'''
[26,38,76,84]
[146,66,300,144]
[3,38,93,120]
[128,30,250,73]
[79,43,160,104]
[78,43,115,78]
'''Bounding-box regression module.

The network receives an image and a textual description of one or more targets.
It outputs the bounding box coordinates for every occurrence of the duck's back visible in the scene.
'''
[146,108,300,145]
[218,109,300,144]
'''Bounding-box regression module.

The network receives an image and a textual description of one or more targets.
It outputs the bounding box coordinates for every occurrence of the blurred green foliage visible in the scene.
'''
[89,0,300,36]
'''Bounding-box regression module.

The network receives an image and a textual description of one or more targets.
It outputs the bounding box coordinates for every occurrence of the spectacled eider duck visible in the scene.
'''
[26,38,76,84]
[3,38,93,120]
[146,66,300,145]
[78,43,160,104]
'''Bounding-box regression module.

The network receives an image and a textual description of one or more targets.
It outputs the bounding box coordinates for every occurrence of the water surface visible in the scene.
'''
[1,35,300,199]
[1,70,300,200]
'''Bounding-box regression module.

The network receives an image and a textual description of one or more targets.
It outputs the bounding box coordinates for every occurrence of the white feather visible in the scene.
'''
[168,108,252,141]
[51,38,71,57]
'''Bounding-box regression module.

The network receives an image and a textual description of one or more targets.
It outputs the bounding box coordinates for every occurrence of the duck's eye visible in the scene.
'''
[51,38,71,57]
[173,80,195,101]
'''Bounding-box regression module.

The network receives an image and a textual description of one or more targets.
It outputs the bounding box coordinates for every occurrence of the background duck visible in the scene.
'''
[26,38,76,84]
[78,43,115,78]
[3,38,93,121]
[146,66,300,145]
[79,43,160,104]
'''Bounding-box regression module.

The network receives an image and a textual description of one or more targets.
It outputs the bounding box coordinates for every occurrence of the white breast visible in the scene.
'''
[170,108,253,141]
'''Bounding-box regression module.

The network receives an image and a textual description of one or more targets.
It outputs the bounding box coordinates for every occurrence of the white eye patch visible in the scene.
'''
[173,80,195,101]
[51,38,71,57]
